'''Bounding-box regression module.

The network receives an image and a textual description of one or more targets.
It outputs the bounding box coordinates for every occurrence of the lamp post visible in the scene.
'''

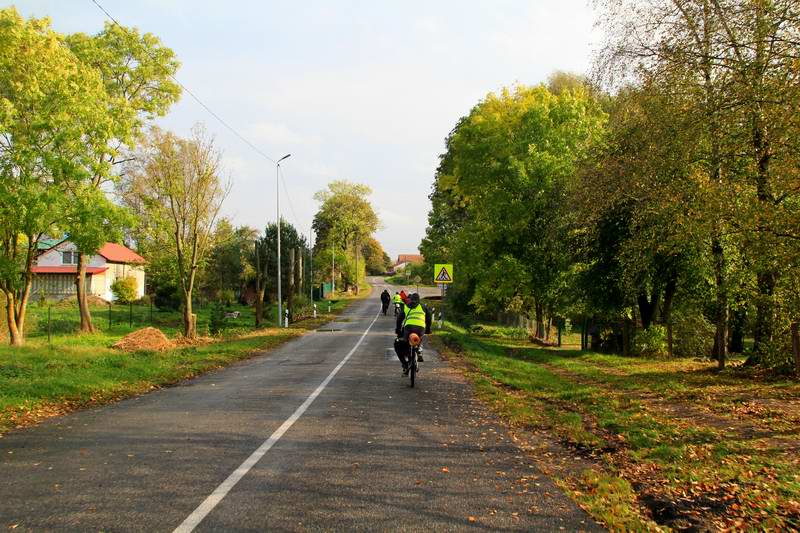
[309,227,314,304]
[276,153,291,327]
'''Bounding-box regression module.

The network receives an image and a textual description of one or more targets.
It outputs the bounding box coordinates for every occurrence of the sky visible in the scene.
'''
[15,1,602,260]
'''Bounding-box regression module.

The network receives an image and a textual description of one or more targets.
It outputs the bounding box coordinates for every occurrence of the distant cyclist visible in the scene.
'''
[392,291,403,316]
[394,293,432,373]
[380,289,391,315]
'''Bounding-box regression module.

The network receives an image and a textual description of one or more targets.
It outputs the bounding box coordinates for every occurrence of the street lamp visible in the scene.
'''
[276,153,291,327]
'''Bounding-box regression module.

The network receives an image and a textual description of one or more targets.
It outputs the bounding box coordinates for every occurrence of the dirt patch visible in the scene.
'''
[85,295,109,306]
[112,327,174,352]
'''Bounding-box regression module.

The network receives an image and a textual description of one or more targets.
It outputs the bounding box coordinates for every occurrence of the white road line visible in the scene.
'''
[173,310,382,533]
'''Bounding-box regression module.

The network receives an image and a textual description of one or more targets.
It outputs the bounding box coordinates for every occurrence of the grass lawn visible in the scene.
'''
[432,322,800,532]
[0,298,353,434]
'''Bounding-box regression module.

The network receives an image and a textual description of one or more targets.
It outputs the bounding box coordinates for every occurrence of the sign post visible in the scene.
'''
[434,264,453,285]
[434,264,453,327]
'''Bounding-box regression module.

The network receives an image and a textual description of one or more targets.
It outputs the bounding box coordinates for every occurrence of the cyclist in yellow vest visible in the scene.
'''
[394,293,432,374]
[392,291,403,316]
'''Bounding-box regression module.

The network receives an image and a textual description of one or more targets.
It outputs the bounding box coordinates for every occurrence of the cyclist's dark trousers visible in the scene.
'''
[381,301,389,315]
[394,337,409,365]
[394,325,425,365]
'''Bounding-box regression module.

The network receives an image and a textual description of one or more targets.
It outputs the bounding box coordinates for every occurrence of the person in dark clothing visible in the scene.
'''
[394,293,432,374]
[380,289,391,315]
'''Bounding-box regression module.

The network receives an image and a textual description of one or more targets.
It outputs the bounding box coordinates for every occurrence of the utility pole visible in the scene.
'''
[309,227,313,303]
[276,153,291,327]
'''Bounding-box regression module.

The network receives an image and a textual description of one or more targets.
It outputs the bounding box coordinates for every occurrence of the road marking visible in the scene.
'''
[173,310,382,533]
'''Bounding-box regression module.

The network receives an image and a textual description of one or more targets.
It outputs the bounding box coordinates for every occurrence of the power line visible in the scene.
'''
[90,0,277,164]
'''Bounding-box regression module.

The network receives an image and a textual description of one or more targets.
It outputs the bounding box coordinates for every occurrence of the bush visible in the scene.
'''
[154,283,181,311]
[209,301,226,335]
[672,311,714,357]
[753,322,795,373]
[218,289,235,307]
[111,277,138,304]
[633,325,668,357]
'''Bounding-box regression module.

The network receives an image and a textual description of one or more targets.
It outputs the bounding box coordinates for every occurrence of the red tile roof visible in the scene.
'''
[396,254,423,264]
[32,266,108,274]
[98,243,146,264]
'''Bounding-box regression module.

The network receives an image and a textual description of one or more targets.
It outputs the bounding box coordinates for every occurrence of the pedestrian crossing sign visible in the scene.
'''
[434,264,453,284]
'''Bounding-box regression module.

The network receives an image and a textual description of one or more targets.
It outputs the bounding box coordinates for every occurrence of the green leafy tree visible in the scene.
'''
[124,125,228,338]
[0,8,106,345]
[422,84,606,335]
[64,22,180,332]
[204,219,257,302]
[312,181,379,293]
[361,237,391,275]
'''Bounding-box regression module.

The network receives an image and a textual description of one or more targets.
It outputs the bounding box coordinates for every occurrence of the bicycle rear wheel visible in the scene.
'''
[409,349,417,387]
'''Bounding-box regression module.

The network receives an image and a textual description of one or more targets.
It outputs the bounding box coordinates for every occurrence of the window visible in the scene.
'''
[62,251,78,265]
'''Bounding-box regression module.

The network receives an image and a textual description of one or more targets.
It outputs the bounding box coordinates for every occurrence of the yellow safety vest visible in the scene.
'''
[403,304,426,328]
[392,294,402,304]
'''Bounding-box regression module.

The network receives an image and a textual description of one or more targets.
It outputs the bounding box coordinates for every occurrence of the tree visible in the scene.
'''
[64,22,180,332]
[0,8,106,345]
[204,219,257,303]
[421,84,606,335]
[312,181,379,293]
[125,125,228,338]
[595,0,800,368]
[361,237,391,275]
[257,220,307,321]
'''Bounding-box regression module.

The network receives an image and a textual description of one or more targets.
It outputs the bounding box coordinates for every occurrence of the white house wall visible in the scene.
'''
[37,245,107,268]
[104,263,146,301]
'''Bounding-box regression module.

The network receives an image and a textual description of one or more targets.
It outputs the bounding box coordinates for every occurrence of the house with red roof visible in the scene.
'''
[391,254,424,273]
[32,240,146,301]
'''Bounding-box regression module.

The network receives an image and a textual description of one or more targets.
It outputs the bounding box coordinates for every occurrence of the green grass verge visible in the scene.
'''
[433,322,800,532]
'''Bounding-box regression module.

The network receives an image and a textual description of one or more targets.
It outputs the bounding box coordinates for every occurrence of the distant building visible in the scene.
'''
[391,254,424,273]
[32,240,146,301]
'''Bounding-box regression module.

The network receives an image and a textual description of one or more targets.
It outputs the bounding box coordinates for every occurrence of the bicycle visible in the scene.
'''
[407,332,422,387]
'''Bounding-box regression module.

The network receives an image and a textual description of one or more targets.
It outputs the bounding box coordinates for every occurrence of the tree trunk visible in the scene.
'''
[728,305,746,353]
[792,322,800,376]
[711,236,728,368]
[534,303,544,339]
[752,271,777,357]
[4,290,22,346]
[254,292,263,327]
[662,275,677,358]
[76,253,95,333]
[637,291,660,330]
[354,238,359,295]
[182,291,195,338]
[665,319,674,358]
[288,248,295,319]
[581,317,588,350]
[296,247,303,296]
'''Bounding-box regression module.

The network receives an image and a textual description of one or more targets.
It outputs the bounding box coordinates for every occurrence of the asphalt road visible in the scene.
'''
[0,279,602,532]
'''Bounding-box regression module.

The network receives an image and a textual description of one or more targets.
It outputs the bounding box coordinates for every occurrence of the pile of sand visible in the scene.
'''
[112,327,174,352]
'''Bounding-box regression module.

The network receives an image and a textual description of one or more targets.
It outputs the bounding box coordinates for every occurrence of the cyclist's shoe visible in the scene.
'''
[417,350,424,362]
[402,363,409,376]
